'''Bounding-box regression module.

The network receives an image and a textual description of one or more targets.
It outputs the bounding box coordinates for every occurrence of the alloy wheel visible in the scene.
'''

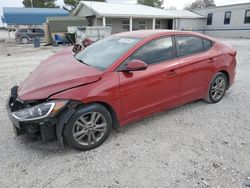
[210,76,226,101]
[21,37,29,44]
[72,112,107,146]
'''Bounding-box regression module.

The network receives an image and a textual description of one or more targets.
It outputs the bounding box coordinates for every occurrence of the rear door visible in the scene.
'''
[175,35,215,102]
[118,36,180,122]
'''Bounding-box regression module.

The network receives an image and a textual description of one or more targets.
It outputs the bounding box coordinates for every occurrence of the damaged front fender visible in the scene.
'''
[56,100,81,146]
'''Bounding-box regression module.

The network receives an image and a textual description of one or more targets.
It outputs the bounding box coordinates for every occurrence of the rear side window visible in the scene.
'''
[176,36,204,57]
[203,39,213,50]
[35,29,44,33]
[19,29,27,33]
[131,37,174,65]
[29,28,36,33]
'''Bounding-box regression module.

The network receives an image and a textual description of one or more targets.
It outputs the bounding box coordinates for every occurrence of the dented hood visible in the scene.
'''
[18,47,102,101]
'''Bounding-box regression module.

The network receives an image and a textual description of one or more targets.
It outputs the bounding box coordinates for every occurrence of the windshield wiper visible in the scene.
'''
[74,57,90,66]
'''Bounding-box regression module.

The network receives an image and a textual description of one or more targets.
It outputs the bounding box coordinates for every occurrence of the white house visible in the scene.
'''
[73,1,250,38]
[73,1,204,34]
[192,3,250,38]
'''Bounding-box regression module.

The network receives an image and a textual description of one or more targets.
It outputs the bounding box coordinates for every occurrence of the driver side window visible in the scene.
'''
[130,37,174,65]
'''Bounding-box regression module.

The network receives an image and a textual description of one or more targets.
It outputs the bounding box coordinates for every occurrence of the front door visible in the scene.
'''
[118,36,179,122]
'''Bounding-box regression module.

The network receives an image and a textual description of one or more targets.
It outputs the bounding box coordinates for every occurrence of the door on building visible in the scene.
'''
[167,19,173,29]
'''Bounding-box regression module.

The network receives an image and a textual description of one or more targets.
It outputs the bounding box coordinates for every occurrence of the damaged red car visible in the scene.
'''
[6,30,237,151]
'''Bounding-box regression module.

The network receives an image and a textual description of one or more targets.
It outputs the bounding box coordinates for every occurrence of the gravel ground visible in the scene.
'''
[0,35,249,188]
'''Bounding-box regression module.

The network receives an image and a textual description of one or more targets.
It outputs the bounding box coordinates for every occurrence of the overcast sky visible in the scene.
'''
[1,0,250,25]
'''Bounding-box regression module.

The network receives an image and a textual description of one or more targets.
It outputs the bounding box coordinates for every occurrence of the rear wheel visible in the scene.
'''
[206,72,228,103]
[21,37,29,44]
[63,104,112,151]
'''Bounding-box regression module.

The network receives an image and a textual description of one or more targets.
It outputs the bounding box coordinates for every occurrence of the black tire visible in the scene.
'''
[63,103,112,151]
[72,45,82,53]
[205,72,228,103]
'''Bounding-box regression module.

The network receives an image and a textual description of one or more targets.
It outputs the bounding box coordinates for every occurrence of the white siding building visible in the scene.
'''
[73,1,204,34]
[73,1,250,38]
[192,3,250,38]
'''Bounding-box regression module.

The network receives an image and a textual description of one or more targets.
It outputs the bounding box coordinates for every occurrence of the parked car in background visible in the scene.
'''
[7,30,237,151]
[15,28,45,44]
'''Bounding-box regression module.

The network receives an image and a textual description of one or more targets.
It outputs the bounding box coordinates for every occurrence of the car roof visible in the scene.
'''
[18,28,43,31]
[115,30,216,41]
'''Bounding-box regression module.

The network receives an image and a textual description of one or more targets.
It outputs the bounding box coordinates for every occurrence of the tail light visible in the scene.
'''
[229,49,237,69]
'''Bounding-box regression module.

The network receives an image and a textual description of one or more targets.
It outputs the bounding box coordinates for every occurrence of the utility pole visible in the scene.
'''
[31,0,33,8]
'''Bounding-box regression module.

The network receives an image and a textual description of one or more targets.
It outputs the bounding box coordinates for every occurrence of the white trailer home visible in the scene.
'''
[192,3,250,38]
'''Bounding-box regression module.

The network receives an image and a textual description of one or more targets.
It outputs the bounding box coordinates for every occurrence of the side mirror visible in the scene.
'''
[124,59,147,72]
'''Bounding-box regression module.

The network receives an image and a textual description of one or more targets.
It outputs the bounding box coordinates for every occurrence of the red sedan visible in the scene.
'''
[7,30,237,151]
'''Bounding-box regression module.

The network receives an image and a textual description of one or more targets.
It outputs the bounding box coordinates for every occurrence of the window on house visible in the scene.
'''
[138,21,146,30]
[207,13,213,25]
[122,19,130,31]
[155,20,161,29]
[224,11,231,24]
[244,10,250,24]
[106,19,112,27]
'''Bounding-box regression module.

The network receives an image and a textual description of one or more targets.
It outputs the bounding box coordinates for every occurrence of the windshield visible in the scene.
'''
[75,36,141,71]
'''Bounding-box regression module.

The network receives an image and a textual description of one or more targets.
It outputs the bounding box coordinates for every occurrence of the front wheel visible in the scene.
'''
[63,104,112,151]
[205,72,228,103]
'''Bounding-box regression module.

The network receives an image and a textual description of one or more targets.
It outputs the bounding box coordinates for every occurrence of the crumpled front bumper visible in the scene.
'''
[6,96,21,129]
[6,86,57,140]
[6,86,80,145]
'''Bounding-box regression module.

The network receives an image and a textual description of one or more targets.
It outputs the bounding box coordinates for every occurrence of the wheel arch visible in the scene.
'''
[89,101,120,130]
[56,100,120,146]
[218,70,230,89]
[20,35,30,40]
[20,35,31,43]
[62,102,113,150]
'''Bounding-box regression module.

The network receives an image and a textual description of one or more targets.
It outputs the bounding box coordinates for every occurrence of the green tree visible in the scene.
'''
[137,0,164,8]
[184,0,216,10]
[23,0,59,8]
[64,0,106,12]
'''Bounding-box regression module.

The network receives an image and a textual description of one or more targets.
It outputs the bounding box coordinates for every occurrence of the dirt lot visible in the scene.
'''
[0,34,249,188]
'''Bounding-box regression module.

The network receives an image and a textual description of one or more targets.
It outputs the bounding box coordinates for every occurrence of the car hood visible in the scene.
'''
[18,47,102,101]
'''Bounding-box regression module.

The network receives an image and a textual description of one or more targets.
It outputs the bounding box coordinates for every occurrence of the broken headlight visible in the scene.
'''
[11,100,68,121]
